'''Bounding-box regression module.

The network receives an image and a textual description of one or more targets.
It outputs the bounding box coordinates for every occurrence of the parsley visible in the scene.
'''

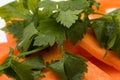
[0,0,101,80]
[49,51,87,80]
[56,10,82,28]
[92,9,120,57]
[34,19,66,46]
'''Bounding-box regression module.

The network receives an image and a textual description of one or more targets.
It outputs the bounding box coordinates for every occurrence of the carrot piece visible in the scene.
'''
[90,0,120,19]
[0,33,17,80]
[0,34,115,80]
[40,61,114,80]
[0,33,17,64]
[88,56,120,80]
[40,68,60,80]
[82,61,113,80]
[64,40,120,80]
[95,0,120,13]
[76,32,120,71]
[40,44,114,80]
[42,45,62,63]
[0,74,12,80]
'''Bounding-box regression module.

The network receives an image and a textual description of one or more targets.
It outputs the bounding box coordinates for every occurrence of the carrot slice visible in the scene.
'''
[76,32,120,71]
[89,56,120,80]
[83,61,113,80]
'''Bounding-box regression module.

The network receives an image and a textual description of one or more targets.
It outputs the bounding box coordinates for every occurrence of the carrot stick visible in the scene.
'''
[89,56,120,80]
[76,32,120,71]
[82,61,113,80]
[41,44,114,80]
[0,34,115,80]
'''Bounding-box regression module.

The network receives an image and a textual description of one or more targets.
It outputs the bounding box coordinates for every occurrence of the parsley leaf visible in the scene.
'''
[2,20,25,38]
[23,56,46,69]
[92,9,120,57]
[0,1,29,21]
[66,21,88,44]
[18,22,38,52]
[10,60,34,80]
[34,19,66,46]
[49,51,88,80]
[21,0,39,12]
[58,0,89,11]
[49,60,68,80]
[56,10,82,28]
[38,0,56,17]
[63,53,88,80]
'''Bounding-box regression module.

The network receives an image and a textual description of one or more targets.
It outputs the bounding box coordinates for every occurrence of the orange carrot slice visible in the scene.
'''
[83,61,113,80]
[76,32,120,71]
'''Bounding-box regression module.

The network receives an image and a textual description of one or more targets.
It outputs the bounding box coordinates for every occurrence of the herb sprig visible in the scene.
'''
[1,0,120,80]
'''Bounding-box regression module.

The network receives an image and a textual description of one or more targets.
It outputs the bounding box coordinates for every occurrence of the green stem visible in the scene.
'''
[17,46,48,57]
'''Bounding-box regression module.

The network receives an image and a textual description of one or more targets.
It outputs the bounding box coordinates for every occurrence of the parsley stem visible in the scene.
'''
[17,46,48,57]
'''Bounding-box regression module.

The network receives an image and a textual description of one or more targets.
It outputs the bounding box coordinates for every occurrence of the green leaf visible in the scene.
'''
[0,57,12,71]
[21,0,39,12]
[49,51,88,80]
[92,9,120,57]
[0,48,14,71]
[23,56,46,69]
[2,20,25,38]
[49,60,68,80]
[18,22,38,52]
[67,21,88,44]
[56,10,82,28]
[33,71,45,79]
[34,19,66,46]
[11,60,34,80]
[63,53,88,80]
[58,0,89,11]
[0,1,30,21]
[4,67,20,80]
[38,0,56,17]
[89,0,100,9]
[92,16,115,48]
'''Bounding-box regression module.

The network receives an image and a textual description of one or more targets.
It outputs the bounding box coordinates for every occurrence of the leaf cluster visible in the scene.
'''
[0,0,101,80]
[92,9,120,57]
